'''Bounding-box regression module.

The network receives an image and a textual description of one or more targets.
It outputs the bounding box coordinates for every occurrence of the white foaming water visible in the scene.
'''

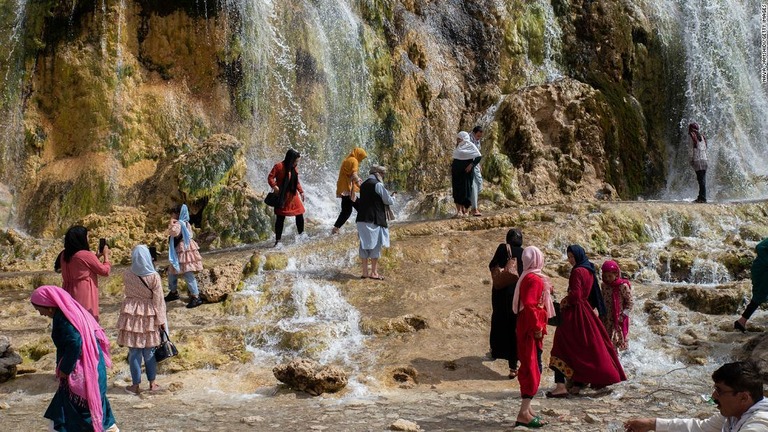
[244,273,366,366]
[643,0,768,200]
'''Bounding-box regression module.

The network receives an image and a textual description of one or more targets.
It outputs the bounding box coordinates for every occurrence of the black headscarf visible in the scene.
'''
[566,244,607,316]
[63,225,90,262]
[489,228,524,275]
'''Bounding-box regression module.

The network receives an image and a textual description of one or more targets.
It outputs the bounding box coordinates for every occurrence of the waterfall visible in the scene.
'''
[644,0,768,201]
[0,0,29,186]
[225,0,375,224]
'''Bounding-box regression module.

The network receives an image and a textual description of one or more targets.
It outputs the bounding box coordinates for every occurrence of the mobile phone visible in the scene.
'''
[98,238,107,254]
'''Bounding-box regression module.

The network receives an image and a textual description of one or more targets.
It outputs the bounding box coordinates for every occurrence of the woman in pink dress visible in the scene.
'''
[118,245,167,395]
[59,226,111,322]
[547,244,626,397]
[164,204,204,308]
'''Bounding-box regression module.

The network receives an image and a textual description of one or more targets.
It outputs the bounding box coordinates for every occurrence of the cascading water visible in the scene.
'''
[227,0,375,225]
[644,0,768,201]
[0,0,29,186]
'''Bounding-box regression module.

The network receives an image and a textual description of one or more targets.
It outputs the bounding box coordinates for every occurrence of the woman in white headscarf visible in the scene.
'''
[117,245,167,395]
[451,131,482,217]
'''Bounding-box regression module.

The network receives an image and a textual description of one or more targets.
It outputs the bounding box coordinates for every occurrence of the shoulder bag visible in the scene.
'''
[264,192,280,207]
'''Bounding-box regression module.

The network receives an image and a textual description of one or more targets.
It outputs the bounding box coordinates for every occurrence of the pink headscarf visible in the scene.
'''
[601,260,631,340]
[512,246,556,318]
[31,286,112,432]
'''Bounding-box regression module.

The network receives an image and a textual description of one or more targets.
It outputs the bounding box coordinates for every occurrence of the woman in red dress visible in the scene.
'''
[512,246,555,428]
[268,149,306,247]
[547,244,626,397]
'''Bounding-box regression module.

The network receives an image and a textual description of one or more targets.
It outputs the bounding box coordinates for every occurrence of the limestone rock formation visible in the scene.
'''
[0,336,23,383]
[273,359,348,396]
[671,283,749,315]
[360,315,428,335]
[198,262,245,303]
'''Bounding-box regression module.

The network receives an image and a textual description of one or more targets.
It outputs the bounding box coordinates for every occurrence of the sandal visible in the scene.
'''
[514,417,548,428]
[508,369,518,379]
[369,275,385,281]
[545,390,568,399]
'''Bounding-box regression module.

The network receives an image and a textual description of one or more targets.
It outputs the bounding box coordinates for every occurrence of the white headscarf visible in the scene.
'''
[130,245,157,277]
[453,131,482,160]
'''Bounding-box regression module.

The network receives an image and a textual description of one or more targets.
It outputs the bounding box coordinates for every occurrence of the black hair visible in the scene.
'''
[472,125,483,134]
[63,226,90,262]
[506,229,523,247]
[281,149,301,194]
[712,361,764,403]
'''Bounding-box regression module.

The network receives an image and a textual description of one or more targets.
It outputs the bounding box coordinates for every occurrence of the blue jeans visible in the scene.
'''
[128,347,157,385]
[168,271,199,296]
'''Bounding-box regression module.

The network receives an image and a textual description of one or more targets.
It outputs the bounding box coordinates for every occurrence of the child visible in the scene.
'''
[600,260,633,350]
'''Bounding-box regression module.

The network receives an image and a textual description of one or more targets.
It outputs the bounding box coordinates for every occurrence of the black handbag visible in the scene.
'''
[548,301,562,327]
[264,192,280,207]
[154,328,178,363]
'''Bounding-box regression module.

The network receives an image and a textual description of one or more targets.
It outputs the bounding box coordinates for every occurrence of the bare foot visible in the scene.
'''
[149,383,161,392]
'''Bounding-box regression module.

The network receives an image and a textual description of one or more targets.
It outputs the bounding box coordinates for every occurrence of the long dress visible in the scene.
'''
[600,281,633,350]
[61,251,111,322]
[44,310,116,431]
[488,244,523,366]
[549,267,626,387]
[516,273,549,398]
[451,157,480,208]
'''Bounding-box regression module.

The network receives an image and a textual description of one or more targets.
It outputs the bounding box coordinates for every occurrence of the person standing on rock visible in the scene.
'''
[624,361,768,431]
[30,285,119,432]
[734,237,768,332]
[547,244,625,398]
[488,228,525,379]
[511,246,555,428]
[268,149,306,247]
[332,147,367,234]
[688,122,708,203]
[355,165,395,280]
[600,260,633,351]
[469,126,484,217]
[164,204,204,309]
[451,131,481,217]
[59,226,111,323]
[118,245,167,395]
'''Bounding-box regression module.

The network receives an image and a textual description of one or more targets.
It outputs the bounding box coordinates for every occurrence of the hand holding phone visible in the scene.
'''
[98,238,107,254]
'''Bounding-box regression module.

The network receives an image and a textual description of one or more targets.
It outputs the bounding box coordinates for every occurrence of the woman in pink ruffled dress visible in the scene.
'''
[164,204,204,308]
[117,245,167,395]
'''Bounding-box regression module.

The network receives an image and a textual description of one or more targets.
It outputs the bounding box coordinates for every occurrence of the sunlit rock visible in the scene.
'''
[672,283,749,315]
[273,358,348,396]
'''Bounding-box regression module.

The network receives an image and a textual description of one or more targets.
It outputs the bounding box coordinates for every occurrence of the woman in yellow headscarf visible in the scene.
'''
[332,147,367,234]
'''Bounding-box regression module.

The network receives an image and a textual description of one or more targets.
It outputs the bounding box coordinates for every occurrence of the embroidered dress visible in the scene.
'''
[600,280,633,350]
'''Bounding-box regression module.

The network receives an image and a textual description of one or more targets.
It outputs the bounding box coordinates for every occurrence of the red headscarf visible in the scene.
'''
[31,286,112,432]
[601,261,630,340]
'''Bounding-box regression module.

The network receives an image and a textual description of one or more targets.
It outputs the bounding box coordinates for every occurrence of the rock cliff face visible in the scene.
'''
[1,0,676,242]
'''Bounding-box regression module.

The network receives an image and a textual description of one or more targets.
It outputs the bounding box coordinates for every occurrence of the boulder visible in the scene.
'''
[741,333,768,380]
[273,359,348,396]
[198,262,245,303]
[0,336,23,383]
[672,283,749,315]
[643,300,669,335]
[390,419,421,431]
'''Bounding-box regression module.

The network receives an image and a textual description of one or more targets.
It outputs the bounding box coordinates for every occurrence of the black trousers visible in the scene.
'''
[554,368,584,387]
[333,196,357,229]
[742,299,762,320]
[696,169,707,201]
[275,214,304,241]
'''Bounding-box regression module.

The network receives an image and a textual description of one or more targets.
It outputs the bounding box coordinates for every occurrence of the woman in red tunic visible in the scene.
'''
[547,244,626,397]
[268,149,306,247]
[58,226,111,322]
[512,246,555,428]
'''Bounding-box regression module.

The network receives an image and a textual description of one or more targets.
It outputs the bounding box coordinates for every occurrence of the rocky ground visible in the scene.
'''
[1,201,768,431]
